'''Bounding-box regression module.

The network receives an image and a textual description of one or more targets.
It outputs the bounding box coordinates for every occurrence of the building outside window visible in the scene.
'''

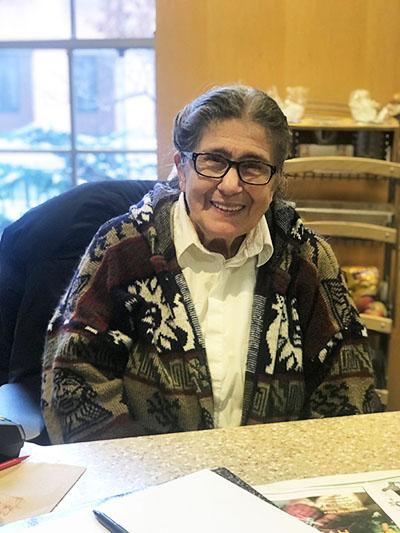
[0,0,156,233]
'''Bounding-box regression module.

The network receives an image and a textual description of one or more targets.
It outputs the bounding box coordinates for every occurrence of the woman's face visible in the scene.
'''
[175,119,278,258]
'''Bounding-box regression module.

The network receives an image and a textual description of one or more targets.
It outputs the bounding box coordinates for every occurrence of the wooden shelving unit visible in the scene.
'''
[284,156,400,411]
[289,115,399,162]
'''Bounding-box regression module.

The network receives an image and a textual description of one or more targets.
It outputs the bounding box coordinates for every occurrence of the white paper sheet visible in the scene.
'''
[255,469,400,500]
[97,469,316,532]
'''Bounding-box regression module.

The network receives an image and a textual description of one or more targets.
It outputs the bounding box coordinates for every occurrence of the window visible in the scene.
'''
[0,52,22,113]
[75,54,99,113]
[0,0,156,233]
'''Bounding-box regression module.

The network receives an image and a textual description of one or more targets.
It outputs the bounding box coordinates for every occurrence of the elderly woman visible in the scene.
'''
[42,85,381,443]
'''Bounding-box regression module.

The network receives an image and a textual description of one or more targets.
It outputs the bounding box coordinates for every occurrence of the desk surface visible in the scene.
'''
[25,411,400,512]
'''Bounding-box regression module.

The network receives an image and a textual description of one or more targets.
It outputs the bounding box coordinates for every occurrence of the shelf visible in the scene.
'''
[360,313,392,334]
[296,204,393,226]
[289,116,399,132]
[306,220,397,243]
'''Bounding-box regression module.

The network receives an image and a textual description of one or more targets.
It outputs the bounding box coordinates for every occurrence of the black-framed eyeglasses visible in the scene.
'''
[181,151,277,185]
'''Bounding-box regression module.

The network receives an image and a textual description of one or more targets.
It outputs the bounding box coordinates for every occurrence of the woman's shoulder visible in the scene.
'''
[272,199,340,274]
[88,182,179,256]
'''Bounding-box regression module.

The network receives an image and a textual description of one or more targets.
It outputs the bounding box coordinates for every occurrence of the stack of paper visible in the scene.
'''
[95,468,317,532]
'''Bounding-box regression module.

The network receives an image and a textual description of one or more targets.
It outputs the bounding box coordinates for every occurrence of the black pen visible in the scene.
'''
[93,509,130,533]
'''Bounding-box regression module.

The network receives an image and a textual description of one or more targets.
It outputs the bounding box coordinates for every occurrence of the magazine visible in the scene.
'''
[256,469,400,532]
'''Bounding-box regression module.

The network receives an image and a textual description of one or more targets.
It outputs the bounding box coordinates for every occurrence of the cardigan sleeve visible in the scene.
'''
[298,234,383,418]
[305,335,383,418]
[41,221,148,443]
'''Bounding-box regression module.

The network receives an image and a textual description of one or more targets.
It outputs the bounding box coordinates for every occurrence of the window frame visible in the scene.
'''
[0,0,155,186]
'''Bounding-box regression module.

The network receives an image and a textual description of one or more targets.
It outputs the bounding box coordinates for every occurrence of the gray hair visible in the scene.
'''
[173,84,292,172]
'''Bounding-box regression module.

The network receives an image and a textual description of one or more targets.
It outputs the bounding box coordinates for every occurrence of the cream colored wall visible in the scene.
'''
[156,0,400,178]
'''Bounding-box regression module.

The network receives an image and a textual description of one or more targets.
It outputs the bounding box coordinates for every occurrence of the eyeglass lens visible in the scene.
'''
[194,153,273,184]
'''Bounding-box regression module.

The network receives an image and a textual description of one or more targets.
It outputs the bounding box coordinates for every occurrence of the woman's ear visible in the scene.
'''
[174,152,186,192]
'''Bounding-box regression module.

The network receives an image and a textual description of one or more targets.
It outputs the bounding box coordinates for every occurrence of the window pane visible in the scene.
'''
[0,50,70,149]
[0,153,71,229]
[77,152,157,182]
[76,0,155,39]
[0,0,70,40]
[0,52,21,113]
[74,49,155,151]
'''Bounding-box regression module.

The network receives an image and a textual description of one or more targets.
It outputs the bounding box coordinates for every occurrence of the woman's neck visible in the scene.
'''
[201,234,245,259]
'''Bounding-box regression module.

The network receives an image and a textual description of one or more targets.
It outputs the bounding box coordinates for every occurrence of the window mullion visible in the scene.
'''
[70,0,76,39]
[0,39,154,49]
[67,47,77,186]
[69,0,77,186]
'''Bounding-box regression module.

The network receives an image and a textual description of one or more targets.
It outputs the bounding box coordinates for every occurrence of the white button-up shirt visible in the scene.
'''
[172,193,273,427]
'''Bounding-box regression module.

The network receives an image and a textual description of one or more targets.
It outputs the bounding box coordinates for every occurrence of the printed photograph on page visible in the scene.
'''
[364,478,400,530]
[271,490,400,532]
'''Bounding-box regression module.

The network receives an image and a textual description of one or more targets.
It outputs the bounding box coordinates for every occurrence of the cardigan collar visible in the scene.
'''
[129,182,305,272]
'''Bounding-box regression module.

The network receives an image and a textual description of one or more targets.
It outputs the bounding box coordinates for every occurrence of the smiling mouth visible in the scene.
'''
[211,201,245,213]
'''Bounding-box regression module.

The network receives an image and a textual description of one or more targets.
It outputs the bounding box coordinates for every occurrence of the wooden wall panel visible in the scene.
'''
[156,0,400,178]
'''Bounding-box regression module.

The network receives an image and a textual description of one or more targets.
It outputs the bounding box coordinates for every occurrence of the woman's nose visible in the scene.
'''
[217,166,243,194]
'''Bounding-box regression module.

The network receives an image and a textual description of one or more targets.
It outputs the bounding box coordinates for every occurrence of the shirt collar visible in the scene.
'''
[173,192,273,268]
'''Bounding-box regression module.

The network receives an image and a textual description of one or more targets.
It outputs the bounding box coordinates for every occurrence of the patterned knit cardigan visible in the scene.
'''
[42,183,382,443]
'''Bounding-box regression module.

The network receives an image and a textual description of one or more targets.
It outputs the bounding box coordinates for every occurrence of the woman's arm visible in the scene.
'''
[42,220,148,443]
[298,235,383,418]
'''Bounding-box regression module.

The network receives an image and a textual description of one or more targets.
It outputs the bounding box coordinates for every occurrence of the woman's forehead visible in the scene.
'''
[197,119,273,159]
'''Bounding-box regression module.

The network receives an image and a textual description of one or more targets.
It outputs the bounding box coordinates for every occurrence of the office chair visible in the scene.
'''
[0,179,155,443]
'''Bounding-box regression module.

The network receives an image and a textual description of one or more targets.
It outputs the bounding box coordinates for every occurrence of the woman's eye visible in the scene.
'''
[242,161,265,174]
[203,154,226,168]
